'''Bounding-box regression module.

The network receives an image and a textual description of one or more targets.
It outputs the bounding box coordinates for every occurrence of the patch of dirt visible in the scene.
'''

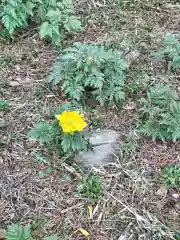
[0,37,56,87]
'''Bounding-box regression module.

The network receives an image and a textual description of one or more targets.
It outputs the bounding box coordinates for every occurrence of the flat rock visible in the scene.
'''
[90,130,120,146]
[76,129,121,167]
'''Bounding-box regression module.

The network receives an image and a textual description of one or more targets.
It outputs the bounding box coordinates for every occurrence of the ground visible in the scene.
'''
[0,0,180,239]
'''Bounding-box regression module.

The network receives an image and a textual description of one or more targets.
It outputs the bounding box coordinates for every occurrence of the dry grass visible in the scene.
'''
[0,1,180,239]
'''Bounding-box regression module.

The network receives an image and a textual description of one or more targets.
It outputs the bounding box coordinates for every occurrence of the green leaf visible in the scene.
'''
[139,84,180,141]
[44,234,58,240]
[0,100,9,110]
[77,174,102,201]
[2,14,16,34]
[35,152,50,164]
[61,134,71,152]
[51,25,61,46]
[26,1,35,15]
[153,34,180,70]
[39,21,52,38]
[5,223,31,240]
[22,224,31,240]
[46,9,62,22]
[163,165,180,187]
[48,42,127,105]
[61,133,88,153]
[39,167,53,178]
[28,123,59,144]
[64,16,83,32]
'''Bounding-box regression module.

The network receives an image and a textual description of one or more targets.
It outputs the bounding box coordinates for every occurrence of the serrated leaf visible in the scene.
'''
[51,25,61,46]
[48,42,126,104]
[26,1,35,15]
[61,134,71,152]
[35,152,50,164]
[46,9,62,22]
[22,224,31,240]
[5,223,31,240]
[39,21,52,38]
[2,14,16,34]
[28,123,59,144]
[64,16,83,32]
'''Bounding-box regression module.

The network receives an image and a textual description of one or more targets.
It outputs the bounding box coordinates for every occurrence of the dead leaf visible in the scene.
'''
[78,228,89,237]
[9,81,20,87]
[156,186,167,197]
[172,193,180,201]
[123,102,136,110]
[87,205,93,219]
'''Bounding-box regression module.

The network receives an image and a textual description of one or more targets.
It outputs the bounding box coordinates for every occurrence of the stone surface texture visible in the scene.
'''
[76,129,121,167]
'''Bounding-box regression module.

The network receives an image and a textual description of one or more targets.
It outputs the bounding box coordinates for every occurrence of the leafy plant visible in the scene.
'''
[5,223,31,240]
[48,42,128,105]
[35,152,50,164]
[0,0,83,46]
[163,165,180,188]
[122,132,139,155]
[38,0,83,46]
[139,84,180,141]
[28,122,60,145]
[153,34,180,70]
[176,232,180,240]
[28,104,88,154]
[34,86,45,99]
[5,223,58,240]
[0,100,9,110]
[28,122,88,154]
[77,174,102,201]
[61,132,88,152]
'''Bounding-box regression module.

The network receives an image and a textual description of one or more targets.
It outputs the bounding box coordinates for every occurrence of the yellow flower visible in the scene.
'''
[56,111,87,133]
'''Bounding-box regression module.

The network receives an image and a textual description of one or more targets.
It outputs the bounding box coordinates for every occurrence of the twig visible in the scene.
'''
[35,81,62,103]
[104,191,148,223]
[61,202,84,214]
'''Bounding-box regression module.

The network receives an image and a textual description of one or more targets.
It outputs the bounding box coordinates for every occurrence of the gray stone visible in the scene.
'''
[76,129,121,167]
[90,129,120,146]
